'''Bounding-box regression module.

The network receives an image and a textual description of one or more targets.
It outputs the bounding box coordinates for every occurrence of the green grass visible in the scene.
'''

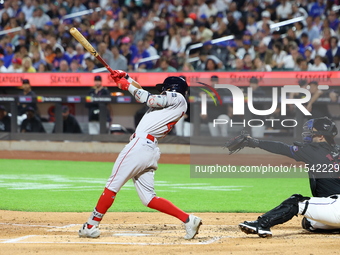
[0,159,311,212]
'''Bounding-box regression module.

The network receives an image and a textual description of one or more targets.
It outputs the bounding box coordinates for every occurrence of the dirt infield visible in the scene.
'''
[1,151,339,254]
[2,210,340,255]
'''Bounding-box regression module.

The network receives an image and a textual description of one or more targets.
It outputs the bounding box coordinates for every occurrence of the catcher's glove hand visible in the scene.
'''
[224,131,259,155]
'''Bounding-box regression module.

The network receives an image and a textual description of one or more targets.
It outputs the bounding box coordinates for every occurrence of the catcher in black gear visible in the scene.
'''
[226,117,340,237]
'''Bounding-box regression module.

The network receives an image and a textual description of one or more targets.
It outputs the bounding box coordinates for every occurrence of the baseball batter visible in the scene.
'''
[79,71,202,239]
[227,117,340,237]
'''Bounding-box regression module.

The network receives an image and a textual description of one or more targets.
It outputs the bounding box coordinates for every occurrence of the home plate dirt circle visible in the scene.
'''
[18,223,236,245]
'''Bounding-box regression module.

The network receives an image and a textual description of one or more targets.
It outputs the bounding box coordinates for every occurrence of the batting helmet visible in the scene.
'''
[302,117,338,144]
[155,76,188,96]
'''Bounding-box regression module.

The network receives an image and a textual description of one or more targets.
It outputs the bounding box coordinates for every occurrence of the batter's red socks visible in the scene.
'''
[87,188,116,227]
[147,197,189,223]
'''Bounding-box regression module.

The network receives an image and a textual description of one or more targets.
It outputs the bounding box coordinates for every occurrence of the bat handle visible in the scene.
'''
[96,55,115,75]
[106,65,115,75]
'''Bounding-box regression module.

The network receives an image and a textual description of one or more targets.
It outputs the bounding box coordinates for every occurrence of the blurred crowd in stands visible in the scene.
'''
[0,0,340,73]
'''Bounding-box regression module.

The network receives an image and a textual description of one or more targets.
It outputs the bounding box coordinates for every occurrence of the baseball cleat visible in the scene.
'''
[239,220,272,238]
[184,215,202,239]
[301,217,315,232]
[78,223,101,238]
[301,217,340,233]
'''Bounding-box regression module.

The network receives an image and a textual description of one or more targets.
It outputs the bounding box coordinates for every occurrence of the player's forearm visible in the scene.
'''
[132,89,167,108]
[257,140,293,158]
[124,76,167,107]
[116,73,167,107]
[120,73,149,104]
[126,78,142,97]
[129,78,142,90]
[124,74,142,90]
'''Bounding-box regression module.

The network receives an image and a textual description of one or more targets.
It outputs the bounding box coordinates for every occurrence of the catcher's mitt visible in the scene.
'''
[224,133,249,155]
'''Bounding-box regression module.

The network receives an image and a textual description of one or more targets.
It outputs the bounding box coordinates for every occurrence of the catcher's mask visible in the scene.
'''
[155,76,188,96]
[302,117,338,144]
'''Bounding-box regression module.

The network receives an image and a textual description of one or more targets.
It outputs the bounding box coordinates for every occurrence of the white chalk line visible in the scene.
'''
[0,236,228,245]
[3,234,340,245]
[1,235,36,243]
[55,224,77,229]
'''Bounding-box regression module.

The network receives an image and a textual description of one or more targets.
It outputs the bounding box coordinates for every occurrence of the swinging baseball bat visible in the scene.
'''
[69,27,114,74]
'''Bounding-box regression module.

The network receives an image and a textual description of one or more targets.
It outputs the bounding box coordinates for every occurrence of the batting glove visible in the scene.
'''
[110,70,127,81]
[115,77,130,90]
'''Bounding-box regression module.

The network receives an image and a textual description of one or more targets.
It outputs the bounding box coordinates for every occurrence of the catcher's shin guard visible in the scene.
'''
[258,194,310,229]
